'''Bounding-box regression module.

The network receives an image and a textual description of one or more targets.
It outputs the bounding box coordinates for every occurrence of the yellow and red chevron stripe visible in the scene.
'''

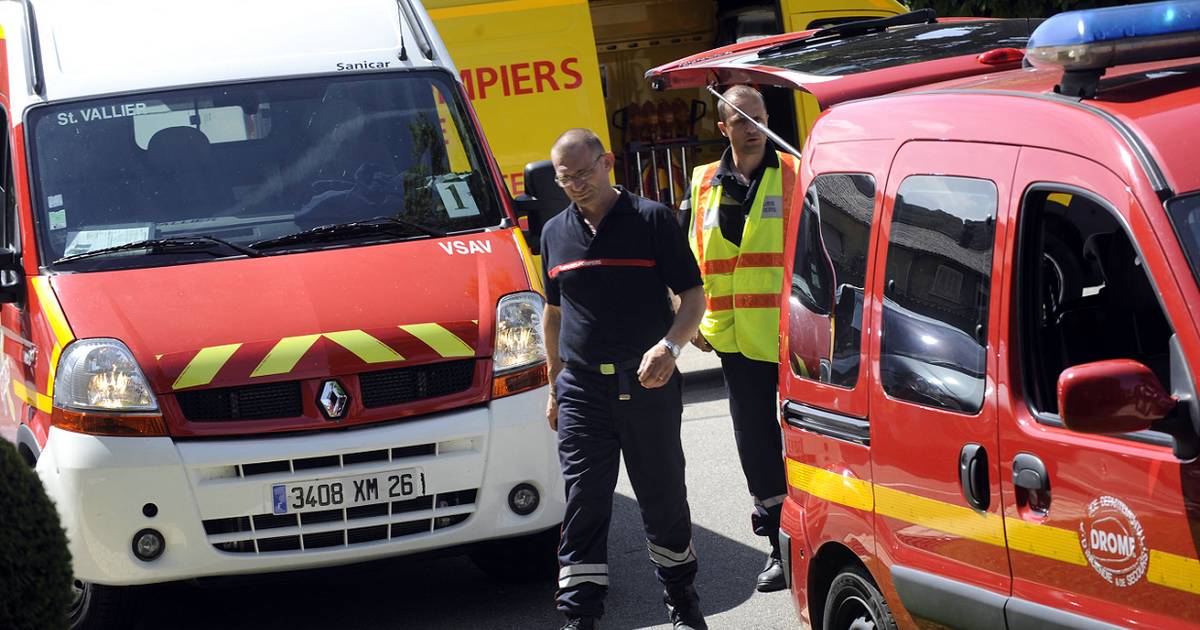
[169,320,478,390]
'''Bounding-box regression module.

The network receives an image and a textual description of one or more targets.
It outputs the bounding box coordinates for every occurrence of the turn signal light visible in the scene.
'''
[492,363,548,398]
[52,407,168,437]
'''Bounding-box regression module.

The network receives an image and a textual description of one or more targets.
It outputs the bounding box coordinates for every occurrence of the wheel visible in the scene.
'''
[822,566,897,630]
[469,526,560,583]
[68,580,133,630]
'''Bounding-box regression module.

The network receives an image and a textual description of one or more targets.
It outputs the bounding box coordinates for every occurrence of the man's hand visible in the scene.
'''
[547,392,558,431]
[691,332,713,352]
[638,342,676,389]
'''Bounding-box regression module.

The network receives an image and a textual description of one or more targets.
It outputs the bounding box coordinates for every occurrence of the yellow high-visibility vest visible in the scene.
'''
[688,152,799,363]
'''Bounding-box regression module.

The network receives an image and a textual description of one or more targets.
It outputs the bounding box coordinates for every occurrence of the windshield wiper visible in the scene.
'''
[53,234,264,265]
[250,216,445,250]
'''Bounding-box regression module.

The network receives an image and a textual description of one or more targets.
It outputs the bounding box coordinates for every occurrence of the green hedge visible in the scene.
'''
[0,440,72,630]
[906,0,1157,18]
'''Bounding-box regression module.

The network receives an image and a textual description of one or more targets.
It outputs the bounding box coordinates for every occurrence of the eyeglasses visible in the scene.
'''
[554,154,606,188]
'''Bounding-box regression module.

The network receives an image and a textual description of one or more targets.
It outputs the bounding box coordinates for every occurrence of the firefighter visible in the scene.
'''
[541,128,708,630]
[678,85,800,593]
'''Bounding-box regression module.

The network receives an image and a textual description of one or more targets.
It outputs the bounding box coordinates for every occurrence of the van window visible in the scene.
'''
[1019,190,1174,421]
[788,173,874,387]
[880,176,997,414]
[27,71,502,269]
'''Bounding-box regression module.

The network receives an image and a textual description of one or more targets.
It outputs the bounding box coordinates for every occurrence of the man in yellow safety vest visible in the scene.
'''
[678,85,799,592]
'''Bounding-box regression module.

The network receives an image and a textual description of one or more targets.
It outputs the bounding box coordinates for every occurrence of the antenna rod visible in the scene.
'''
[706,85,801,159]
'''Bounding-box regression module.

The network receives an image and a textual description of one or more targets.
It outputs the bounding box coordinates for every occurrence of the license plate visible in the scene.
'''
[269,468,425,515]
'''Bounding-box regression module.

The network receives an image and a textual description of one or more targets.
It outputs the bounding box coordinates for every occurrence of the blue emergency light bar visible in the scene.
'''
[1026,0,1200,75]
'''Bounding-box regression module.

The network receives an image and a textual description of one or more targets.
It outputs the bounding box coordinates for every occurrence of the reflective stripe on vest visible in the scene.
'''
[688,153,799,363]
[548,258,656,278]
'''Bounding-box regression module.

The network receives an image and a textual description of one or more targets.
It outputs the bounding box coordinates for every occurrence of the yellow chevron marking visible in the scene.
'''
[46,344,64,401]
[875,485,1006,547]
[400,323,473,358]
[1004,517,1087,566]
[251,335,322,378]
[173,344,242,390]
[786,459,873,512]
[324,330,404,364]
[13,379,51,413]
[1149,549,1200,595]
[30,277,73,347]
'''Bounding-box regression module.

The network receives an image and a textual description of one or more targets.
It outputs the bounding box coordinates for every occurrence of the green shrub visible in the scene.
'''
[0,440,72,630]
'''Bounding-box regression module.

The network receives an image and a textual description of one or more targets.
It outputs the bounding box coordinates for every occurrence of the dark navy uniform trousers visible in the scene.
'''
[718,351,788,552]
[555,364,697,619]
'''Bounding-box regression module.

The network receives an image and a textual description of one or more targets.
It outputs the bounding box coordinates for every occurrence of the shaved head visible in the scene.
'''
[551,128,607,161]
[716,85,765,123]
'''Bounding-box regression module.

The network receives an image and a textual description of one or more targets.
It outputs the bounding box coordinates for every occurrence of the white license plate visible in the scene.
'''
[269,468,425,515]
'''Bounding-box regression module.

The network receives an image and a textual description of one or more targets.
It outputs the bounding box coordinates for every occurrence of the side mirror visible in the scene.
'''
[0,248,21,304]
[1058,359,1176,434]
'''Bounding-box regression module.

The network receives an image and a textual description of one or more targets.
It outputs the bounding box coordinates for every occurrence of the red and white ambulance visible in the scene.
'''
[0,0,561,627]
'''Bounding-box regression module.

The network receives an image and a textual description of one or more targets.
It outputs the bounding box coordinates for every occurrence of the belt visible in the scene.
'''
[564,358,642,401]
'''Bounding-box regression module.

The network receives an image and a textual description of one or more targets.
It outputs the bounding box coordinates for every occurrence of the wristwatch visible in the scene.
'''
[659,338,682,358]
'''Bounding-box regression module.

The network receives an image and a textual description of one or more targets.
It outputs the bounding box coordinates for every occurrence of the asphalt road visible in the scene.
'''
[137,350,798,629]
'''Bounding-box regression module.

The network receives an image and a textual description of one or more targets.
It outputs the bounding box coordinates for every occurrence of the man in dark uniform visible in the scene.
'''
[541,128,707,630]
[678,85,799,593]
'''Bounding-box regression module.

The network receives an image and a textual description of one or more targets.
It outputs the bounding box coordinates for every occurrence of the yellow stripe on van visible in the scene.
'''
[1004,517,1087,566]
[875,485,1006,547]
[786,459,873,512]
[12,379,52,414]
[399,323,474,358]
[1149,549,1200,594]
[251,335,322,378]
[324,330,405,364]
[30,277,73,347]
[173,343,243,390]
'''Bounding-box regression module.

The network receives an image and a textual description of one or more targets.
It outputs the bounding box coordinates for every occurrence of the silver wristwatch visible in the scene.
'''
[659,338,682,358]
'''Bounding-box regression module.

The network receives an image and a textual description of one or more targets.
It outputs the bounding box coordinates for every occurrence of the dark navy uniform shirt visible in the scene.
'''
[541,188,702,366]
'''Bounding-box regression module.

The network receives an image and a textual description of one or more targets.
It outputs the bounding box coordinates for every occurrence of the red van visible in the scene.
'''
[651,3,1200,628]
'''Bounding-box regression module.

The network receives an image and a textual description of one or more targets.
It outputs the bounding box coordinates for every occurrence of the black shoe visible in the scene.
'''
[756,556,787,593]
[560,616,598,630]
[664,585,708,630]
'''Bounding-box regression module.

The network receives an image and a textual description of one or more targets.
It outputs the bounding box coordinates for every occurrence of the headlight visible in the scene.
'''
[493,292,546,375]
[54,339,159,412]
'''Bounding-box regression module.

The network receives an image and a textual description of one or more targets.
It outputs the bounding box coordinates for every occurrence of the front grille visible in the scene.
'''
[178,381,303,421]
[359,359,475,408]
[200,442,479,555]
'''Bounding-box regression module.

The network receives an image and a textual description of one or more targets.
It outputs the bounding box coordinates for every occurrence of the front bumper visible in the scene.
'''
[36,387,562,585]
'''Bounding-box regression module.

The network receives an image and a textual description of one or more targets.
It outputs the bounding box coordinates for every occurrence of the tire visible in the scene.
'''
[68,580,133,630]
[469,526,560,583]
[822,566,897,630]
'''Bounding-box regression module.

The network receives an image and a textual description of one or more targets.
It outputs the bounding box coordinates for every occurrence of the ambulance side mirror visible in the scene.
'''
[1058,359,1175,434]
[513,161,569,256]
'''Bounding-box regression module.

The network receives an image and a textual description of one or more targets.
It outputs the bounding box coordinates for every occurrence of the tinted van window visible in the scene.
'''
[789,173,874,387]
[881,176,997,413]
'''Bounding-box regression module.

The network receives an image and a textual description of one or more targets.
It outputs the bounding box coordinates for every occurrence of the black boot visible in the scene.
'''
[664,585,708,630]
[756,555,787,592]
[559,616,598,630]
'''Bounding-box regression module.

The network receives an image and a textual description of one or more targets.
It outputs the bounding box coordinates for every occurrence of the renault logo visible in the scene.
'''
[318,380,350,420]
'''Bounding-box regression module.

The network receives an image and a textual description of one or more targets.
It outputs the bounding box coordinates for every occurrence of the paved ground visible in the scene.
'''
[137,348,799,629]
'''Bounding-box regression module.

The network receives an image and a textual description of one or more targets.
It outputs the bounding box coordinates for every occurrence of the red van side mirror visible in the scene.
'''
[1058,359,1176,434]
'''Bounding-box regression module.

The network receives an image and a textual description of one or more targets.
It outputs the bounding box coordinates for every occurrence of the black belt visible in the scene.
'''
[564,358,641,401]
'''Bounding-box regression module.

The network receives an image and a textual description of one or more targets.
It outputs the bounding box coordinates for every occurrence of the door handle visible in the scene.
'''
[1012,453,1051,513]
[959,443,990,511]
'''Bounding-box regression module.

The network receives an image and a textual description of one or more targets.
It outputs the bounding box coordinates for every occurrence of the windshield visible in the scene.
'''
[757,19,1036,77]
[1167,192,1200,288]
[28,71,503,270]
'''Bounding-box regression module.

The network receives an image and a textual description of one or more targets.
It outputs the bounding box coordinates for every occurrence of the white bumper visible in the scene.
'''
[36,387,562,586]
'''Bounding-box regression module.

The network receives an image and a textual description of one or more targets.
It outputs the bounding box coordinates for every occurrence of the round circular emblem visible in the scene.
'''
[1078,496,1148,588]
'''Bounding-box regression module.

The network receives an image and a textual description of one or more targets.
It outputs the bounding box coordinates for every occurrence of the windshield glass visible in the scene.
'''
[1167,192,1200,288]
[757,19,1036,76]
[28,71,502,269]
